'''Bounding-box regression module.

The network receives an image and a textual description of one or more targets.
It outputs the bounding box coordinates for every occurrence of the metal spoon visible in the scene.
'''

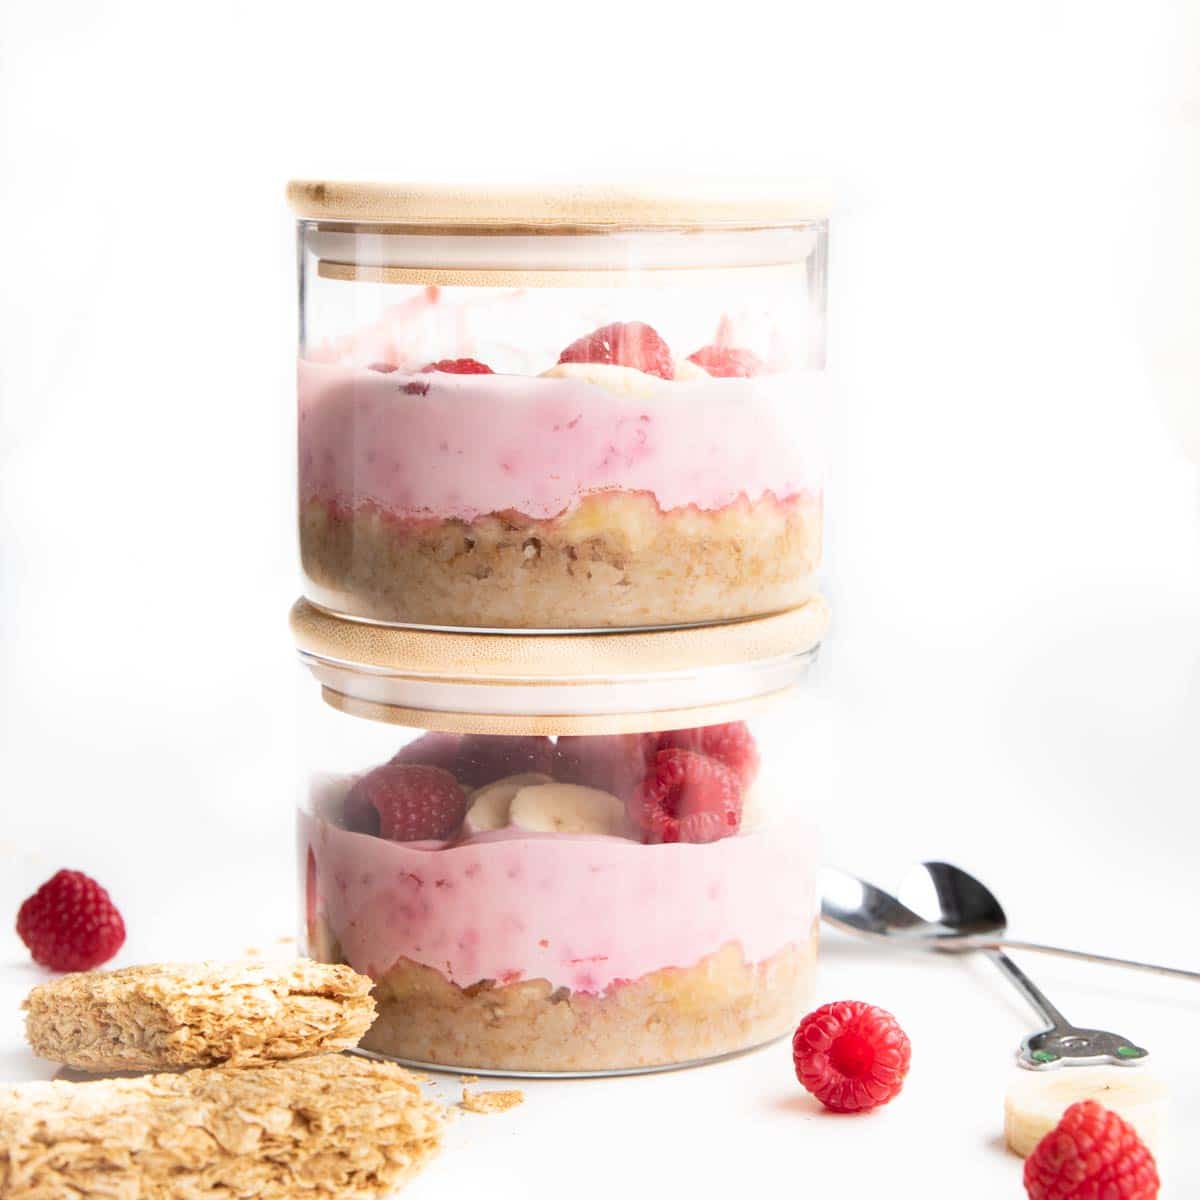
[822,863,1200,980]
[821,866,1150,1070]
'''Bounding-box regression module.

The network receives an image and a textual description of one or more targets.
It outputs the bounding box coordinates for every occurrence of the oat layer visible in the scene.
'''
[0,1054,443,1200]
[360,939,817,1073]
[24,960,376,1072]
[300,490,823,628]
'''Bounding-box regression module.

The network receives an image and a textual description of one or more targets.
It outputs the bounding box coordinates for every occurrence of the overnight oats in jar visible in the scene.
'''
[292,596,829,1074]
[288,179,830,630]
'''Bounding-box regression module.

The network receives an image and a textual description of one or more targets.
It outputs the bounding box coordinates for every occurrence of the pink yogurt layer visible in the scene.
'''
[300,811,818,995]
[298,360,827,523]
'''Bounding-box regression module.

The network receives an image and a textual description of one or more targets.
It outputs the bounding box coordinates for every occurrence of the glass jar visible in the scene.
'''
[292,596,829,1075]
[289,179,830,631]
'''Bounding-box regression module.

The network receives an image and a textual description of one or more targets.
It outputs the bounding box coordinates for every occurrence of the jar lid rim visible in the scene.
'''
[286,177,832,229]
[290,598,830,680]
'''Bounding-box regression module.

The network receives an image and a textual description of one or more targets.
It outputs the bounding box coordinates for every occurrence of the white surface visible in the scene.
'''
[2,0,1199,1195]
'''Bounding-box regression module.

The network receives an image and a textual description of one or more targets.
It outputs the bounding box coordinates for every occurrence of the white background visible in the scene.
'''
[1,1,1198,1195]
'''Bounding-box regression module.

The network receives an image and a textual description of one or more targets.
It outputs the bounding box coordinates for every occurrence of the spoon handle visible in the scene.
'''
[984,949,1072,1030]
[991,939,1200,982]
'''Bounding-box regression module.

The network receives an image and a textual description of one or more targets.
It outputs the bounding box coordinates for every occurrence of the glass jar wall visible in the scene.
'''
[292,598,829,1075]
[289,180,829,632]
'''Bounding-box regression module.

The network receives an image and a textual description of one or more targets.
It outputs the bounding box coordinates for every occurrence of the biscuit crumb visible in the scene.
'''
[459,1088,524,1114]
[244,946,261,957]
[459,1075,479,1085]
[277,936,295,944]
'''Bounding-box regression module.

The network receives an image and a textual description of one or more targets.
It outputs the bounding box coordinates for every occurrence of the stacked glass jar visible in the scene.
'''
[287,179,831,1075]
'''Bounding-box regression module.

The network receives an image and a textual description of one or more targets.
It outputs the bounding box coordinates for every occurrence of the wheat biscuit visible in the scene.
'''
[24,960,376,1071]
[0,1053,442,1199]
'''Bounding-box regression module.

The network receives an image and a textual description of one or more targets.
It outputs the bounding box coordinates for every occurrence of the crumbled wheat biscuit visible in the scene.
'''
[459,1088,524,1115]
[24,960,376,1072]
[0,1053,442,1199]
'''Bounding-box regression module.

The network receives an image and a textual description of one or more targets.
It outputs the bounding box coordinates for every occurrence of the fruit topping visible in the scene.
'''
[453,735,556,789]
[792,1000,912,1113]
[421,357,494,374]
[686,344,765,377]
[346,763,468,842]
[17,870,127,972]
[392,732,464,774]
[1024,1100,1159,1200]
[557,321,675,380]
[462,773,553,835]
[553,733,660,801]
[508,783,626,836]
[659,722,760,788]
[628,748,743,844]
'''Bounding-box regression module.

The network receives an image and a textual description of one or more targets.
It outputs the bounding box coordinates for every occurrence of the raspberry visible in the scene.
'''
[558,321,675,379]
[553,733,660,800]
[629,749,743,843]
[453,735,555,788]
[17,870,126,972]
[659,722,760,787]
[687,344,765,378]
[792,1000,911,1113]
[421,357,494,374]
[348,763,468,842]
[392,731,464,773]
[1024,1100,1159,1200]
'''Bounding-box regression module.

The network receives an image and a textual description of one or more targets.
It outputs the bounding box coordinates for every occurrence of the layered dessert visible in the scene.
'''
[299,288,827,628]
[300,724,819,1073]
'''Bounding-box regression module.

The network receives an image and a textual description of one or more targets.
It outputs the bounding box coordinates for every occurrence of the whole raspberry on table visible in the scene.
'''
[347,763,468,842]
[1024,1100,1159,1200]
[421,357,494,374]
[453,734,556,788]
[17,870,126,972]
[659,722,760,787]
[553,733,660,800]
[629,748,743,843]
[557,321,675,379]
[687,344,765,378]
[792,1000,911,1113]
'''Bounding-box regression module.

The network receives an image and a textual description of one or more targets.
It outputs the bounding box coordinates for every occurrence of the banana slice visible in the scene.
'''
[462,773,553,835]
[508,782,626,837]
[673,357,712,381]
[540,360,670,399]
[1004,1065,1167,1158]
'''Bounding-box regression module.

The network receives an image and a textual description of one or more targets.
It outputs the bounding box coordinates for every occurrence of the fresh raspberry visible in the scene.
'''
[16,870,126,972]
[687,344,765,378]
[454,735,555,788]
[553,733,660,800]
[392,731,464,774]
[629,749,743,843]
[659,722,760,787]
[421,357,494,374]
[792,1000,911,1113]
[557,321,675,379]
[348,763,468,842]
[1024,1100,1159,1200]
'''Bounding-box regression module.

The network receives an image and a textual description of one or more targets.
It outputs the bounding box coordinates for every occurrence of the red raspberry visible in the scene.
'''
[421,357,494,374]
[659,722,760,787]
[557,321,675,379]
[553,733,660,800]
[629,749,743,844]
[17,870,126,972]
[687,344,765,378]
[1024,1100,1159,1200]
[348,763,468,842]
[453,734,555,788]
[792,1000,911,1113]
[392,731,464,773]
